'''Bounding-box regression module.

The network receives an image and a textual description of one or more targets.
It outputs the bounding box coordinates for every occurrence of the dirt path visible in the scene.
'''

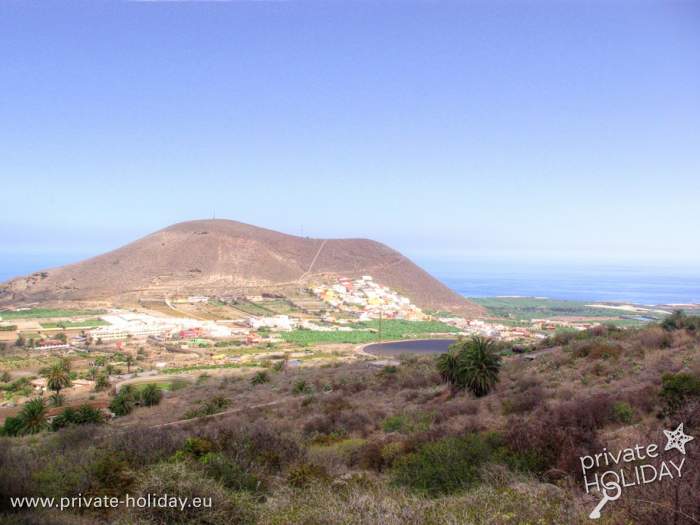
[150,397,294,429]
[298,239,327,282]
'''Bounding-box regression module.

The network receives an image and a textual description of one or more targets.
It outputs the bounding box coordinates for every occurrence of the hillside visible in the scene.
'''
[0,219,483,317]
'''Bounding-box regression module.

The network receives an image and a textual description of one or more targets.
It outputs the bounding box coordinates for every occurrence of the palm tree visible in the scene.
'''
[141,384,162,406]
[436,336,502,397]
[436,348,464,396]
[19,398,47,434]
[46,364,71,403]
[460,336,501,397]
[125,354,134,373]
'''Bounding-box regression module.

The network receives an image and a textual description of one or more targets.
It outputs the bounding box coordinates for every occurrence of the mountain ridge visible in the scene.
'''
[0,219,484,317]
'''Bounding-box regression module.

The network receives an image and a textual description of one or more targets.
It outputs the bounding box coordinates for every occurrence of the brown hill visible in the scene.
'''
[0,219,484,317]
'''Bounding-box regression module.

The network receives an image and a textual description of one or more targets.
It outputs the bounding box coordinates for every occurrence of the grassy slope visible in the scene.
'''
[2,323,699,524]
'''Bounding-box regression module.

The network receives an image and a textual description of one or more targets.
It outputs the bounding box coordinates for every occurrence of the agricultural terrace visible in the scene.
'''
[282,319,459,345]
[0,308,106,320]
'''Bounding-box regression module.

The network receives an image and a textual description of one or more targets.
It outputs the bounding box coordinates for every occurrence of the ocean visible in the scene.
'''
[431,263,700,305]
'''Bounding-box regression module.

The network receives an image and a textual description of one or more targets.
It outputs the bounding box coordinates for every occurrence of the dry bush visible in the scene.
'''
[436,397,480,419]
[256,476,589,525]
[208,419,303,473]
[617,435,700,525]
[637,326,673,349]
[127,462,254,525]
[571,339,623,360]
[501,383,544,415]
[107,425,186,467]
[505,394,614,477]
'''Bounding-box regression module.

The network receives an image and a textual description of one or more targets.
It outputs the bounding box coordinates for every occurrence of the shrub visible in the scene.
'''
[51,404,104,431]
[503,394,613,477]
[185,396,231,419]
[287,463,329,488]
[199,452,262,494]
[570,339,623,360]
[660,373,700,416]
[94,373,110,391]
[382,412,432,434]
[0,415,24,437]
[130,462,254,525]
[611,401,635,424]
[89,451,135,497]
[109,386,139,416]
[392,433,497,496]
[501,384,544,415]
[183,437,215,458]
[292,379,313,395]
[141,384,163,406]
[251,371,270,385]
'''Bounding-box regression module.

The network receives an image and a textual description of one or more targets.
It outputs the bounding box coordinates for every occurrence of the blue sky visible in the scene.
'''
[1,1,699,277]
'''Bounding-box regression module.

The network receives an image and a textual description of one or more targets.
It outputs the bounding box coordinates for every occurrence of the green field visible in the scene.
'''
[0,308,105,320]
[40,318,108,329]
[281,319,459,345]
[469,297,665,323]
[132,379,190,392]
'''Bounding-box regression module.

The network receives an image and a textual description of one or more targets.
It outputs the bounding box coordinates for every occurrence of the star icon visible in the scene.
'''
[664,423,694,455]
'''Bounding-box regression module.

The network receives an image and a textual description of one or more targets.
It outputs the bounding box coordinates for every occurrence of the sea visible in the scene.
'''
[428,261,700,305]
[1,255,699,306]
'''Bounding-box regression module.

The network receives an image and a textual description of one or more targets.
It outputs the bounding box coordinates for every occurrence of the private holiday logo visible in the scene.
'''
[580,423,694,519]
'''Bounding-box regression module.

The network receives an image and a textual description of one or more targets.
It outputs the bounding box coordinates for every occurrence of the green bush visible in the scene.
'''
[184,396,231,419]
[251,371,270,385]
[382,412,432,434]
[130,462,255,525]
[200,452,262,494]
[141,384,163,406]
[611,401,635,424]
[292,379,313,395]
[183,437,215,458]
[660,373,700,415]
[392,433,497,496]
[287,463,329,488]
[0,415,24,437]
[51,404,104,431]
[109,386,140,416]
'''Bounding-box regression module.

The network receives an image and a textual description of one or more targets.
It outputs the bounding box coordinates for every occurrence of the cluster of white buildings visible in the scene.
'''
[312,276,425,320]
[247,315,297,332]
[89,311,234,341]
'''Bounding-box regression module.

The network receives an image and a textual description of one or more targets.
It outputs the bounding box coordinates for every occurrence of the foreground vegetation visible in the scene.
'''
[1,314,700,524]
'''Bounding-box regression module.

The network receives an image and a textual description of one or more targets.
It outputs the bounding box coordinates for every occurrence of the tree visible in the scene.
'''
[109,385,139,416]
[14,335,25,348]
[436,349,465,396]
[95,372,110,391]
[125,354,134,373]
[19,398,47,435]
[436,336,502,398]
[45,364,71,404]
[662,309,687,331]
[141,384,163,406]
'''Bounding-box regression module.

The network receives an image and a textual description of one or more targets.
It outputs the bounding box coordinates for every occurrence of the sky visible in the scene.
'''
[1,1,699,279]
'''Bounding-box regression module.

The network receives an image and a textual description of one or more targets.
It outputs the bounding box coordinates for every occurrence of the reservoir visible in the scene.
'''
[363,338,457,357]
